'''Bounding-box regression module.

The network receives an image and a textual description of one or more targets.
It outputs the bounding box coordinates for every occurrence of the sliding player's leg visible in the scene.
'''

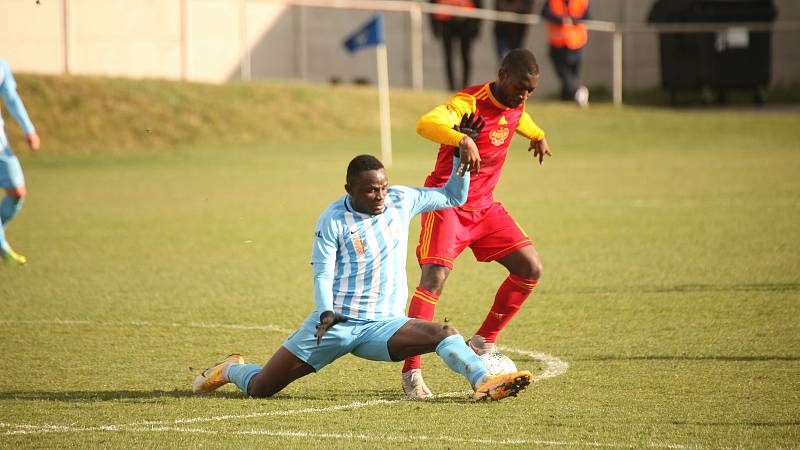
[239,347,315,398]
[388,319,532,401]
[193,313,348,398]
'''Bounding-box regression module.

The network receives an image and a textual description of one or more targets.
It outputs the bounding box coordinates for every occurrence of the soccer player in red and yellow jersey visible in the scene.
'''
[402,49,551,398]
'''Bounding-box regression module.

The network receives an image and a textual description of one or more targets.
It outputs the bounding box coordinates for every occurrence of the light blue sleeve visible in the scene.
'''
[0,59,35,135]
[406,156,470,216]
[310,209,339,313]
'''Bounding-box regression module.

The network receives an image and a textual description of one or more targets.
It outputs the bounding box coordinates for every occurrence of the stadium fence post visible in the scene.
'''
[376,42,393,167]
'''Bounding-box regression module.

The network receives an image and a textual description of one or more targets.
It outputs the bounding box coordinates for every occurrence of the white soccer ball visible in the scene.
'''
[479,351,517,376]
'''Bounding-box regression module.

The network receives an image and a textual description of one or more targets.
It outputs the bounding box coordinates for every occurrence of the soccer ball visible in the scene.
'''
[479,351,517,376]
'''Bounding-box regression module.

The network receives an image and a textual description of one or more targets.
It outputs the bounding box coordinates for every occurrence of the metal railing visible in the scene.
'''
[256,0,800,106]
[50,0,800,105]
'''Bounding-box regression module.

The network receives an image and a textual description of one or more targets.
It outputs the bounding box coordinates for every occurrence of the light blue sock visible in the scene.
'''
[226,363,262,396]
[0,196,20,253]
[0,196,24,224]
[0,219,8,253]
[436,334,489,388]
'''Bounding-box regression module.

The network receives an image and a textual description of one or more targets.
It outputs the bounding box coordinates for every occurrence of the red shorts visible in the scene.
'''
[416,202,532,269]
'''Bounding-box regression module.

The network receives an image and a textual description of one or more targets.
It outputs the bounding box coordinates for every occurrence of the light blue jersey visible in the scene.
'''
[311,158,469,320]
[0,58,36,149]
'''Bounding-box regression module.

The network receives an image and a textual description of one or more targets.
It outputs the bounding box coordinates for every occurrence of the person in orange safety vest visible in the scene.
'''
[430,0,483,91]
[541,0,591,106]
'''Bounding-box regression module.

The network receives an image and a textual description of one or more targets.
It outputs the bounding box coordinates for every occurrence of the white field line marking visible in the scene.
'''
[499,345,570,381]
[0,319,293,334]
[119,426,635,447]
[0,396,459,435]
[1,422,702,449]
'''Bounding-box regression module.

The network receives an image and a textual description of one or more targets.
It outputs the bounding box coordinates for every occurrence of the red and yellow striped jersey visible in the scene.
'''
[416,82,545,210]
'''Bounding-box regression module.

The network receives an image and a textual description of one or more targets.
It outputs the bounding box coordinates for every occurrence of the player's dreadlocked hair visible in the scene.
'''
[501,49,539,78]
[346,154,384,184]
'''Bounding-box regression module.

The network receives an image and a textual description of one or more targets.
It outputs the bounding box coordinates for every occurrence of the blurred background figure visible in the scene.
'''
[541,0,590,107]
[430,0,483,90]
[493,0,535,63]
[0,57,40,265]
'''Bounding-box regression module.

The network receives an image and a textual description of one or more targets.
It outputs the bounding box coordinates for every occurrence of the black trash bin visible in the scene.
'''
[647,0,778,104]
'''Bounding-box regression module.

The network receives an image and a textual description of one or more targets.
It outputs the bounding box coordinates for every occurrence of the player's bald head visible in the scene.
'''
[500,49,539,79]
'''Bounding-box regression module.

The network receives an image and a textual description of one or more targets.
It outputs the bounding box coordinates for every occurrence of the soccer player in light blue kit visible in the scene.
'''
[193,149,532,401]
[0,57,40,265]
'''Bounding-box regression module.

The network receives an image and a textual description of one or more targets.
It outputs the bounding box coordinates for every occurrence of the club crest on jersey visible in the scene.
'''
[352,238,366,254]
[490,127,509,146]
[348,228,366,254]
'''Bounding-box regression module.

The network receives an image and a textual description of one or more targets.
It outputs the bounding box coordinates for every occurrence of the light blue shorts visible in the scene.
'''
[0,146,25,189]
[283,312,411,372]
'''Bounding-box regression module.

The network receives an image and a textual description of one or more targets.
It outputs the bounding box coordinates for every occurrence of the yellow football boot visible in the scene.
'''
[473,370,533,401]
[2,248,27,265]
[192,353,244,393]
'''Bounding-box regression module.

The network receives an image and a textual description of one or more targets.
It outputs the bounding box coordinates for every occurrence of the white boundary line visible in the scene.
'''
[0,319,294,334]
[1,422,701,448]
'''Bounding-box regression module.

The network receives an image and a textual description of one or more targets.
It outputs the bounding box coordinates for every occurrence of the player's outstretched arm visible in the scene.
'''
[406,156,471,217]
[0,60,38,151]
[416,93,476,146]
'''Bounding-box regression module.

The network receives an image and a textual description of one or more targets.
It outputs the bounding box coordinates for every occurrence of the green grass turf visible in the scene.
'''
[1,91,799,448]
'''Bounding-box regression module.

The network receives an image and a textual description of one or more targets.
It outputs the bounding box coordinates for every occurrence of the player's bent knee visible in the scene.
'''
[437,323,460,340]
[518,254,543,280]
[420,264,450,294]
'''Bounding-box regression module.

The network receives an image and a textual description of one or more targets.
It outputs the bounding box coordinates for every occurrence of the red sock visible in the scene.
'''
[402,287,439,373]
[475,275,538,343]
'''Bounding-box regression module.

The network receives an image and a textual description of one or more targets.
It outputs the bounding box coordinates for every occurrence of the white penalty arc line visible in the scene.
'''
[499,345,570,381]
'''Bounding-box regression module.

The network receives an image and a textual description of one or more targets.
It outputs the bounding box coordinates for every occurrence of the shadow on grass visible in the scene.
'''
[0,389,243,402]
[669,420,800,427]
[0,389,475,404]
[576,355,800,362]
[561,282,800,295]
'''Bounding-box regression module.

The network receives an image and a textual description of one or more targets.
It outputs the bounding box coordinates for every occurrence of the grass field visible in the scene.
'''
[1,78,799,448]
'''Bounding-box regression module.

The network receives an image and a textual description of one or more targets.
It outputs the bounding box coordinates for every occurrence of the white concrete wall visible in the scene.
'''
[68,0,183,79]
[0,0,798,95]
[0,0,65,73]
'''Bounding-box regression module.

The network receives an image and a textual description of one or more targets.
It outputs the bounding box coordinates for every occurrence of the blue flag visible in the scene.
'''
[343,14,384,53]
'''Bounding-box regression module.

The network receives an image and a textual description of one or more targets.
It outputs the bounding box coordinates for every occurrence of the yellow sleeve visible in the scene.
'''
[516,110,545,141]
[416,92,477,147]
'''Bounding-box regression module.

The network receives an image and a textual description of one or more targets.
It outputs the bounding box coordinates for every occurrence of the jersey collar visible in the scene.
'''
[344,195,373,218]
[485,82,512,110]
